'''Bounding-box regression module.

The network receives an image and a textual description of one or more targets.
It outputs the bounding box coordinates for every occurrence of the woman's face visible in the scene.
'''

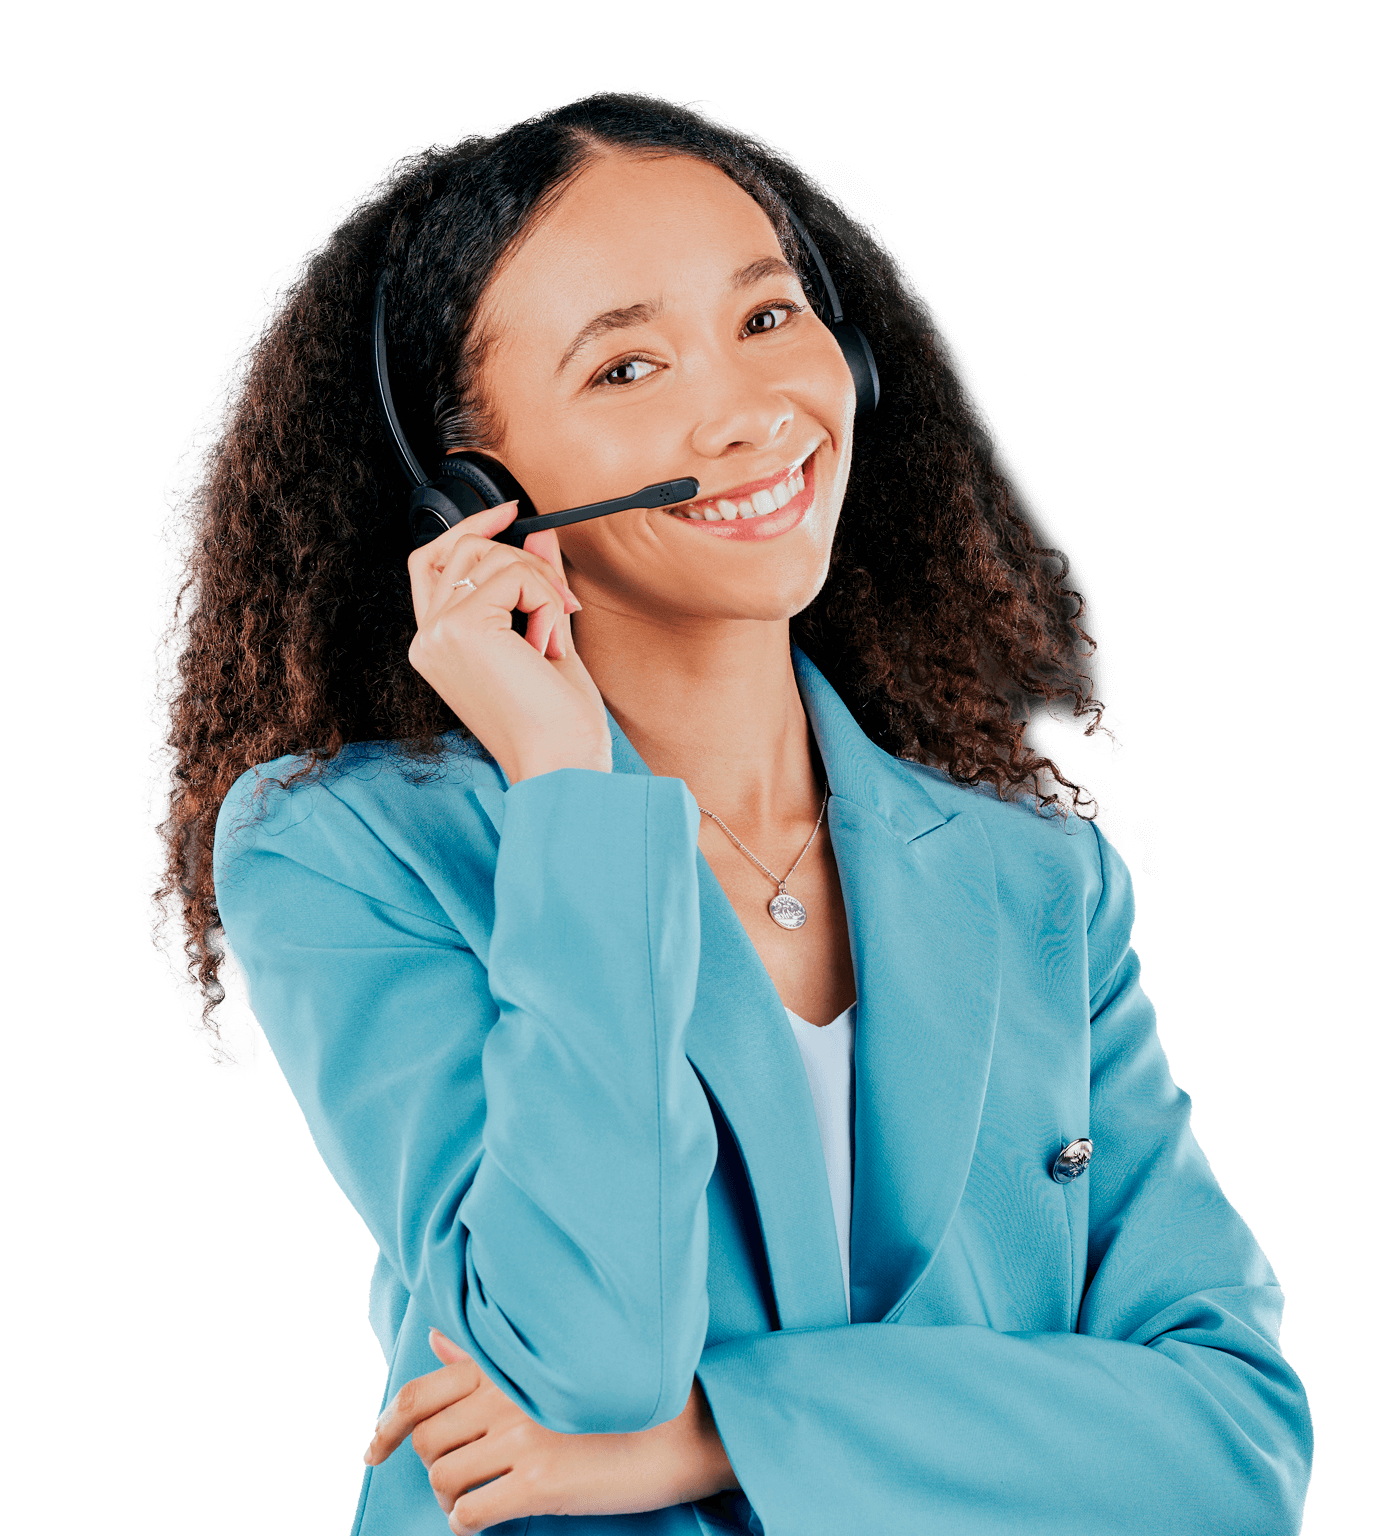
[470,151,857,625]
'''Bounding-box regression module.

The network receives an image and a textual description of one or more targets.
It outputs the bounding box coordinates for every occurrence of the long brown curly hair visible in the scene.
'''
[159,92,1102,1029]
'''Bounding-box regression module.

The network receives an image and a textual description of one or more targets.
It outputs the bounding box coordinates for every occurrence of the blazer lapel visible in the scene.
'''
[608,717,851,1333]
[795,651,1002,1325]
[483,657,1002,1333]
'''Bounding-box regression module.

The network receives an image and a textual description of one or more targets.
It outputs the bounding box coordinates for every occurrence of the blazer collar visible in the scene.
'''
[612,648,1003,1330]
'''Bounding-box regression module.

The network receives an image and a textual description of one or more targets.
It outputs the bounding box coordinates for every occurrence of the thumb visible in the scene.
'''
[429,1328,473,1366]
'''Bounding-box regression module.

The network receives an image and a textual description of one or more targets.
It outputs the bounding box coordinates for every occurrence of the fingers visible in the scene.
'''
[408,502,519,623]
[405,501,582,678]
[414,499,519,559]
[410,507,579,615]
[410,503,562,627]
[522,528,581,660]
[444,547,568,658]
[420,533,580,651]
[430,1329,472,1367]
[364,1354,483,1467]
[449,1471,525,1536]
[523,527,568,592]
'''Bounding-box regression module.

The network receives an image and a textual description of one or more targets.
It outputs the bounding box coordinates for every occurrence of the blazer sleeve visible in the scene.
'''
[213,764,718,1434]
[694,823,1313,1535]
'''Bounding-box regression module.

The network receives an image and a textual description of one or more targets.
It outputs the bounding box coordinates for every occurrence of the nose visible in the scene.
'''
[687,364,795,462]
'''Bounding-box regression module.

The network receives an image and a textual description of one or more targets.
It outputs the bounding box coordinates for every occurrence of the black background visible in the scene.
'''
[122,66,1321,1529]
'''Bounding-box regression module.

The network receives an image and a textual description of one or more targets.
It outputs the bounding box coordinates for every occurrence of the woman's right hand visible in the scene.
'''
[407,501,612,784]
[365,1330,739,1531]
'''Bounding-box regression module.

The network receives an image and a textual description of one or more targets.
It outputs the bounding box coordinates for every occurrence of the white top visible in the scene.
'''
[783,1002,856,1319]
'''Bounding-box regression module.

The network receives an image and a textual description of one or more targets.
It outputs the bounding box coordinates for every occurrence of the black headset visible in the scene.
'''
[373,205,879,550]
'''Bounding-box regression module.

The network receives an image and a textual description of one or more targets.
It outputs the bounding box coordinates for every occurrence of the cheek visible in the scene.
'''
[552,514,644,575]
[805,333,854,436]
[494,404,603,510]
[484,357,627,510]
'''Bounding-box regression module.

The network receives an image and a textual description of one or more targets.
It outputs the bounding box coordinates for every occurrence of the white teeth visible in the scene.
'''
[680,461,810,521]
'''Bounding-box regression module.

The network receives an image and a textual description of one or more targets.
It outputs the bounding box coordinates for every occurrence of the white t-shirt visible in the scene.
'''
[783,1002,856,1319]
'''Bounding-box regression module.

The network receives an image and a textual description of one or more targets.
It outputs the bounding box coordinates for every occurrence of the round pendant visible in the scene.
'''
[769,892,808,930]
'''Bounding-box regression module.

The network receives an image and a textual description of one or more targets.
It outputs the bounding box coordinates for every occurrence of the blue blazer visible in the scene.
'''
[213,648,1312,1536]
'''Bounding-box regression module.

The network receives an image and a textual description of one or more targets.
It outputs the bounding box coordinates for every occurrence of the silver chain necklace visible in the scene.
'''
[699,787,829,930]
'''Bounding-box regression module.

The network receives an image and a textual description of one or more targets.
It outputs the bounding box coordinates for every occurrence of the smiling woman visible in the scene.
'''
[162,94,1312,1535]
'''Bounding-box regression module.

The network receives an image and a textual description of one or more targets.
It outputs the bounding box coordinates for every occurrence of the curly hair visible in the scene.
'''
[159,91,1102,1029]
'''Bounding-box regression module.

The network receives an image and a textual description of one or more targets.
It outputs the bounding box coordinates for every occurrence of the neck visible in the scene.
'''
[571,607,820,828]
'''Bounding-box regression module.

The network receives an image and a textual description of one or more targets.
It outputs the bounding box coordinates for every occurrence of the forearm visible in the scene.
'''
[633,1379,740,1505]
[215,763,719,1435]
[463,768,718,1430]
[695,1310,1310,1536]
[376,1336,739,1533]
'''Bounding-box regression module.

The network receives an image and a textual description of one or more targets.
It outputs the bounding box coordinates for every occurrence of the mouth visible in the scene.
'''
[661,447,819,540]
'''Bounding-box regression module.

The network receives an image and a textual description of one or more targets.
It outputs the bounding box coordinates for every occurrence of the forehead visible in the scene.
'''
[478,153,785,344]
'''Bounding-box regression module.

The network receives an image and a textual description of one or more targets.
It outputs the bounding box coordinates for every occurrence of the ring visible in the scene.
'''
[451,578,477,594]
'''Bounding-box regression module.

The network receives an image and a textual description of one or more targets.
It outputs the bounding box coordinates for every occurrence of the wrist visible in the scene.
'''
[692,1381,739,1495]
[509,737,613,783]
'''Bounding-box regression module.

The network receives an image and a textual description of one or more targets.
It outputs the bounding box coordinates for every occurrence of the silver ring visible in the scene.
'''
[451,578,477,594]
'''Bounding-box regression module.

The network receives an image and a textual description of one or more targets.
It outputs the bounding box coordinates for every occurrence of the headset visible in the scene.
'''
[372,205,879,550]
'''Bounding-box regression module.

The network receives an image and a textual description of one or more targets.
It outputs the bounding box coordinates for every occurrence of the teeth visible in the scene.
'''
[678,460,810,520]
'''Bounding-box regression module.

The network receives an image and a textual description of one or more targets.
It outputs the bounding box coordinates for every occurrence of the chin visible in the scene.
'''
[694,574,831,624]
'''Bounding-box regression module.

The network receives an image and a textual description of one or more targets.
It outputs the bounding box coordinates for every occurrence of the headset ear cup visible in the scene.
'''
[408,483,483,548]
[409,454,541,549]
[437,453,536,514]
[831,321,881,417]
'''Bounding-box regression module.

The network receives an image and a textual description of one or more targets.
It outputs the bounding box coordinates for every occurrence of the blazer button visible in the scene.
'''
[1052,1138,1094,1183]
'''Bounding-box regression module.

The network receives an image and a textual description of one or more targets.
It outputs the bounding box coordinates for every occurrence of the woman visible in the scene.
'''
[167,94,1312,1533]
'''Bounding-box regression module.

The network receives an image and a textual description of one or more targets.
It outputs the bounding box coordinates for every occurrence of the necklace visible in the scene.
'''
[699,787,829,930]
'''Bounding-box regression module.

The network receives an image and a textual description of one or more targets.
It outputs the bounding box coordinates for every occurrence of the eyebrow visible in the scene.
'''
[554,256,800,377]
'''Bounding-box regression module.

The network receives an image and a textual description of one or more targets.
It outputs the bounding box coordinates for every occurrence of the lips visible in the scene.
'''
[691,460,805,516]
[663,451,817,540]
[663,442,817,519]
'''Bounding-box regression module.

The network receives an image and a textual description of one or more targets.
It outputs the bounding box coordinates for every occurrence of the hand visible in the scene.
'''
[363,1330,740,1534]
[407,501,612,784]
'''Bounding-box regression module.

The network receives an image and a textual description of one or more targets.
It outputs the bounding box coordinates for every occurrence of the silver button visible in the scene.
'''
[1052,1137,1093,1183]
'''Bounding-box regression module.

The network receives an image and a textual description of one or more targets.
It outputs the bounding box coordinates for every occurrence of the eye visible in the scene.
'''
[598,357,660,387]
[590,296,811,387]
[743,302,802,336]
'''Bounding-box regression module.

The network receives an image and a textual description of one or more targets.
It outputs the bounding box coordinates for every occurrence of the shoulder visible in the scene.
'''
[892,760,1138,997]
[892,757,1122,928]
[213,733,506,922]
